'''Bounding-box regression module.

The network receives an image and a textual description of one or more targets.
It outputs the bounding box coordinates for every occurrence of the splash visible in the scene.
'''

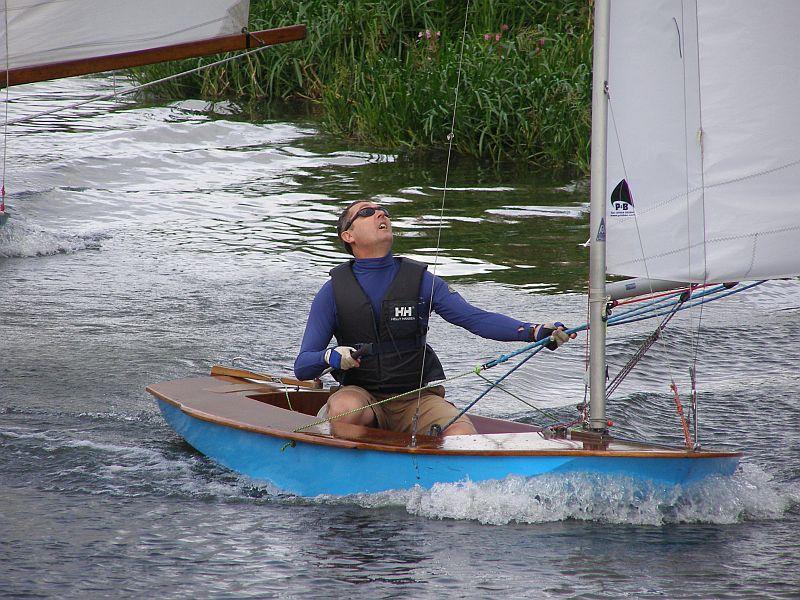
[4,421,793,523]
[335,464,793,526]
[0,218,105,257]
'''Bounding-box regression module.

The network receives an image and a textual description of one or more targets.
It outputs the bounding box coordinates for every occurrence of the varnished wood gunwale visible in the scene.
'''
[1,25,306,88]
[210,365,321,389]
[147,375,742,459]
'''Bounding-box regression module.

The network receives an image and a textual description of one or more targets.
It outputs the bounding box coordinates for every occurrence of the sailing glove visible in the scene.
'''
[324,346,360,370]
[532,322,573,351]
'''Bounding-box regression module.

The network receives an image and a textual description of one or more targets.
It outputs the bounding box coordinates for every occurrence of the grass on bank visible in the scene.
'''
[129,0,592,172]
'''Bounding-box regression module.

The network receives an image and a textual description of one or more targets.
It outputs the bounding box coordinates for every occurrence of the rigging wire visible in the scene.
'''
[607,99,656,293]
[607,18,718,444]
[411,1,472,442]
[677,4,699,423]
[688,2,710,447]
[606,296,685,398]
[667,3,708,448]
[2,0,10,215]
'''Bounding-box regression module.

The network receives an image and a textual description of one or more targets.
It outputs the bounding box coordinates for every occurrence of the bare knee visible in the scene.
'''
[328,392,374,426]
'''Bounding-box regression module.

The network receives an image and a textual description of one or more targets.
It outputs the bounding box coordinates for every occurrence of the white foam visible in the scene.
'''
[327,463,791,526]
[0,218,105,257]
[6,423,792,520]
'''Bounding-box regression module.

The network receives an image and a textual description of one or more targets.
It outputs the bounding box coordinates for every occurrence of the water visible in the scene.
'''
[1,78,799,599]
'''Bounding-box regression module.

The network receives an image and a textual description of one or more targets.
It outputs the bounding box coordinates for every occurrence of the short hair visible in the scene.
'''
[336,200,363,255]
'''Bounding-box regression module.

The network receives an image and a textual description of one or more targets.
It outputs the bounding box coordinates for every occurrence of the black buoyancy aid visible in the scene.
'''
[329,257,446,393]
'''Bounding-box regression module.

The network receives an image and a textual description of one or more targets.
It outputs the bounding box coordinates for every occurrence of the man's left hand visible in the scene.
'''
[533,322,575,351]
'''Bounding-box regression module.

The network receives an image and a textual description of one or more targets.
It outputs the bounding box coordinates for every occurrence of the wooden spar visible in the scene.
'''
[0,24,307,88]
[210,364,322,390]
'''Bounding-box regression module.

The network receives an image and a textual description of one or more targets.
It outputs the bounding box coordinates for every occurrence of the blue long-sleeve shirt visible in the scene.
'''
[294,254,533,381]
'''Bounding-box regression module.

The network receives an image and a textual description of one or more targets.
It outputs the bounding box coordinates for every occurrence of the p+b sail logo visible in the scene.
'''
[610,179,635,218]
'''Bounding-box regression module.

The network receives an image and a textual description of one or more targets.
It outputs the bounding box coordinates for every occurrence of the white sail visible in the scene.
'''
[605,0,800,283]
[0,0,249,71]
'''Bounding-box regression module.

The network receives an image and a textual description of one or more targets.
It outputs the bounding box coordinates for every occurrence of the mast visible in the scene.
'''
[588,0,611,432]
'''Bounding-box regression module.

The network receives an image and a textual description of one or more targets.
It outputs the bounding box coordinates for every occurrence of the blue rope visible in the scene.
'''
[481,324,586,370]
[448,280,766,432]
[440,344,547,432]
[609,281,765,327]
[608,285,723,321]
[481,282,763,373]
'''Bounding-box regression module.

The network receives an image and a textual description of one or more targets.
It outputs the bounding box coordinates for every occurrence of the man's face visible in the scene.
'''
[341,201,393,255]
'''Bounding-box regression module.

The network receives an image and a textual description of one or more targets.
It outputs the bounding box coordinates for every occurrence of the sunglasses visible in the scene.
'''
[342,205,390,232]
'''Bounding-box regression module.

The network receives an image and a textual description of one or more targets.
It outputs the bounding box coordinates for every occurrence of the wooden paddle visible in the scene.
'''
[210,365,323,389]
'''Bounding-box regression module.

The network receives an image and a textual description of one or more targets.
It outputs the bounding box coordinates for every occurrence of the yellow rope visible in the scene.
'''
[292,369,477,433]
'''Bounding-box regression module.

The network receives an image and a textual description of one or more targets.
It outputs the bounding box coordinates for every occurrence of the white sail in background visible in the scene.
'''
[605,0,800,283]
[0,0,250,70]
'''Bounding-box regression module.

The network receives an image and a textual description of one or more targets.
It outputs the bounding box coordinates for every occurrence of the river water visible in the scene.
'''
[1,78,798,599]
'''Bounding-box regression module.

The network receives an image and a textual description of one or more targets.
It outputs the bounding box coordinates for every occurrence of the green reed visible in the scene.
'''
[129,0,592,171]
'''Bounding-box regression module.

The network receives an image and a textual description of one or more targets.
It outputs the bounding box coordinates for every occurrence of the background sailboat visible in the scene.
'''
[0,0,305,226]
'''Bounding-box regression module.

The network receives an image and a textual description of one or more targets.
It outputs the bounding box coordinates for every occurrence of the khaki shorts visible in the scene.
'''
[329,385,474,435]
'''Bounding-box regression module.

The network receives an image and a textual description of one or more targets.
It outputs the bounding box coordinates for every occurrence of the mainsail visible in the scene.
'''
[605,0,800,284]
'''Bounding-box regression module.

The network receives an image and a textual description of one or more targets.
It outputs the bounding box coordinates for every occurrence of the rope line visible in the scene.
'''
[293,370,476,433]
[614,282,716,306]
[412,0,472,441]
[606,297,684,398]
[440,345,547,432]
[609,281,764,327]
[474,370,561,422]
[609,284,724,323]
[2,0,9,213]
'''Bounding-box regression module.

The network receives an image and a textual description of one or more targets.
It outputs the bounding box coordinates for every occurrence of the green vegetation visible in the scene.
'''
[130,0,593,172]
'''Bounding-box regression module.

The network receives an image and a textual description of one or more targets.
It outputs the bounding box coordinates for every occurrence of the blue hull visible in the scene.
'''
[157,400,739,497]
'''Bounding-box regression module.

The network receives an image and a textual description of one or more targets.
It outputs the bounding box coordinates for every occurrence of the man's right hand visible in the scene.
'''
[324,346,361,370]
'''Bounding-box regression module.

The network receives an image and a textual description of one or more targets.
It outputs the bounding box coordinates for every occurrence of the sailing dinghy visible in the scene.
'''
[147,0,800,496]
[147,365,740,497]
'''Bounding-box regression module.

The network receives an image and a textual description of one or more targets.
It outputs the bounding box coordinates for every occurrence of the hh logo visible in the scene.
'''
[394,306,413,318]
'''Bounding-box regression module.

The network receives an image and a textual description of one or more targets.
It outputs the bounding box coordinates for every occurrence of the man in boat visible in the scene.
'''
[294,200,574,437]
